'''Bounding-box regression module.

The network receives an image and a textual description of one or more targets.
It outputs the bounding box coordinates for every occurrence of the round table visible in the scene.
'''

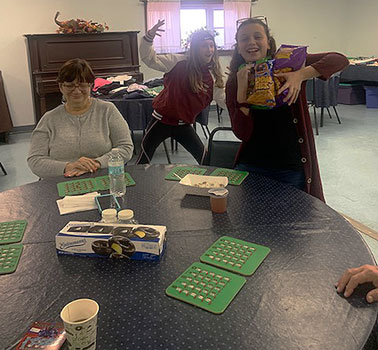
[0,165,376,350]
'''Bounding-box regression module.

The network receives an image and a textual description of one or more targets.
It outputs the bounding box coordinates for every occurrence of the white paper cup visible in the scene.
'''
[60,298,99,350]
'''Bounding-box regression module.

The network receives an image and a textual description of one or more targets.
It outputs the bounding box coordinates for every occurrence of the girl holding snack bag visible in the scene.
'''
[136,20,226,165]
[226,17,349,201]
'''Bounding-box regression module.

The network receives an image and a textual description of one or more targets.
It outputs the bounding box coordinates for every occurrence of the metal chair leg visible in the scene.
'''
[163,140,172,164]
[131,131,137,155]
[216,104,223,124]
[333,106,341,124]
[313,106,319,135]
[205,125,210,138]
[327,107,332,119]
[320,108,324,127]
[0,162,7,175]
[200,125,208,139]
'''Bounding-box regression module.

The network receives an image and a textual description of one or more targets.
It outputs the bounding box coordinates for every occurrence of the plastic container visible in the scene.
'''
[108,149,126,197]
[118,209,138,224]
[208,188,229,213]
[364,86,378,108]
[337,83,366,105]
[102,208,118,223]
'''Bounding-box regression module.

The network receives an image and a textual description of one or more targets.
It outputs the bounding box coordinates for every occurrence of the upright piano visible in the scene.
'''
[25,31,143,123]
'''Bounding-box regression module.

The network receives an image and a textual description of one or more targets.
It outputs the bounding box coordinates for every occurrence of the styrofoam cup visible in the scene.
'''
[60,298,99,350]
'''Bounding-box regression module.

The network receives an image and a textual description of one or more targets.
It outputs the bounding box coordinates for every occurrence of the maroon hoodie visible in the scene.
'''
[152,60,214,125]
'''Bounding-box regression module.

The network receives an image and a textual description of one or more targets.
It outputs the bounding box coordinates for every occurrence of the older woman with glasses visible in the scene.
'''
[28,58,133,178]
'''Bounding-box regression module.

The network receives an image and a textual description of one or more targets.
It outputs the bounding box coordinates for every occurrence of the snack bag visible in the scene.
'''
[273,45,307,106]
[245,58,276,109]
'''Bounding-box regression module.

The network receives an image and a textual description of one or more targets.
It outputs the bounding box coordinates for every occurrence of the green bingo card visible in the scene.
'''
[95,173,136,190]
[166,262,246,314]
[57,178,98,196]
[165,166,207,181]
[0,244,23,275]
[0,220,27,245]
[200,236,270,276]
[210,168,249,186]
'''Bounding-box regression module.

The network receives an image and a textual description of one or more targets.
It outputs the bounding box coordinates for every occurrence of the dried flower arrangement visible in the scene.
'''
[54,11,109,34]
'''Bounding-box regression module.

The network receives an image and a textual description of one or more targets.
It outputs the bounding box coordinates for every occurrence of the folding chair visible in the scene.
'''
[204,127,241,168]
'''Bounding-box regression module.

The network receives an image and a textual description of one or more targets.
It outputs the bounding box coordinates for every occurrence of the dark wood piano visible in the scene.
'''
[25,31,143,123]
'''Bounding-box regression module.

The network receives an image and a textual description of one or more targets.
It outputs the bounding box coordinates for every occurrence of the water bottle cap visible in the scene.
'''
[111,148,119,155]
[118,209,134,220]
[102,208,117,219]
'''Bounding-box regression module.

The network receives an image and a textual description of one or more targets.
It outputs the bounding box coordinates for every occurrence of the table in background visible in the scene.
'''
[341,65,378,84]
[0,165,376,350]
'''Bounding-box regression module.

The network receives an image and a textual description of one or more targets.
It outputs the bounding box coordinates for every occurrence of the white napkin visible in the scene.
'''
[57,192,99,215]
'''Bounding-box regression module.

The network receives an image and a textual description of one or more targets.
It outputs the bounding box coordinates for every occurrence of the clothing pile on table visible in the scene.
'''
[92,74,164,99]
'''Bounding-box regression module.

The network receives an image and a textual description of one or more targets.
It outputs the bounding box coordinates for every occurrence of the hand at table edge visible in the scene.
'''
[336,264,378,303]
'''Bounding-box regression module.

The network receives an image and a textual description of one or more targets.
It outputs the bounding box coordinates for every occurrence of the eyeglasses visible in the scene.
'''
[62,83,91,91]
[236,16,268,29]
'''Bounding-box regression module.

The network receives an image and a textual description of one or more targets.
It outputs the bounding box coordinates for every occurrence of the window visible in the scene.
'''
[145,0,251,53]
[180,2,225,48]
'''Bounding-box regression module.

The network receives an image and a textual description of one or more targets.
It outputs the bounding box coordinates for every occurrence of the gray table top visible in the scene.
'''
[0,165,376,350]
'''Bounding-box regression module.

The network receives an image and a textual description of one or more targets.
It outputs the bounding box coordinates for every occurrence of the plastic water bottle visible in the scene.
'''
[108,149,126,197]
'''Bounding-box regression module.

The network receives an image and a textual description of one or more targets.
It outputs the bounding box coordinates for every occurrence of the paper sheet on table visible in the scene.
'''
[56,192,99,215]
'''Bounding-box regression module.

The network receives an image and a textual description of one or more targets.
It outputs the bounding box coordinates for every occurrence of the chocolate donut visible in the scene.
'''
[131,226,160,240]
[88,225,113,234]
[112,226,133,237]
[92,240,113,256]
[109,236,135,258]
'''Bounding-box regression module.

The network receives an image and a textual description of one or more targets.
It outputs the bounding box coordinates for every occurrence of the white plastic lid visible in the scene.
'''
[102,208,117,219]
[118,209,134,220]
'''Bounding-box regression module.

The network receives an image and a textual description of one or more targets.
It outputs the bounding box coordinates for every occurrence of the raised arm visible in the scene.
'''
[140,19,186,73]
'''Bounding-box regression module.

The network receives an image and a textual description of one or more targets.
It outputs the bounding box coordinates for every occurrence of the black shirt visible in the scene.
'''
[238,105,303,170]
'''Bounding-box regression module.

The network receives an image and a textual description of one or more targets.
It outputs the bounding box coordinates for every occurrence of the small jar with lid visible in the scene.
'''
[118,209,138,225]
[102,208,118,223]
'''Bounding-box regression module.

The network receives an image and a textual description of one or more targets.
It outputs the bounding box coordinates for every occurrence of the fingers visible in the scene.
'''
[366,288,378,303]
[277,81,289,96]
[64,169,87,177]
[336,265,378,298]
[336,266,364,294]
[78,157,100,173]
[150,19,165,36]
[285,87,300,105]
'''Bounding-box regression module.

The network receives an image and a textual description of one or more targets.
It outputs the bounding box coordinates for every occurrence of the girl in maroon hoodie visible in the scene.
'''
[226,18,349,201]
[136,20,226,164]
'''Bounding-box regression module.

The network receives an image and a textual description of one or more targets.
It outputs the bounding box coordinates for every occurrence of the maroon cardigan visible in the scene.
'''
[226,52,349,202]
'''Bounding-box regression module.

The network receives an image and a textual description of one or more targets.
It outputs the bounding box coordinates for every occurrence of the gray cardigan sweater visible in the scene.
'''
[27,99,134,178]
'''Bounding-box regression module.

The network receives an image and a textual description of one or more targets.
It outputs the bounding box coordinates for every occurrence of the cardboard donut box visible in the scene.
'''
[56,221,166,261]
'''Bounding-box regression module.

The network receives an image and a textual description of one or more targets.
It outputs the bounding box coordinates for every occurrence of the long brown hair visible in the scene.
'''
[228,18,276,77]
[187,30,224,93]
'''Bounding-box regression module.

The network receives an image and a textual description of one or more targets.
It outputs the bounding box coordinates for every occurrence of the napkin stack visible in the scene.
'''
[56,192,99,215]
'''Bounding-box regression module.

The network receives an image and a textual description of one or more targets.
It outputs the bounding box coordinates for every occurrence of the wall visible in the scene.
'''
[0,0,374,127]
[0,0,152,127]
[342,0,378,57]
[252,0,347,53]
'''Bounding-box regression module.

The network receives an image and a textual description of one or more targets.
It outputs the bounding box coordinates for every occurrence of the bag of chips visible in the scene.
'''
[273,45,307,106]
[245,58,276,109]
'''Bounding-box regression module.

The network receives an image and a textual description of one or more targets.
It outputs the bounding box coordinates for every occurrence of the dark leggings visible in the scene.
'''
[136,119,206,164]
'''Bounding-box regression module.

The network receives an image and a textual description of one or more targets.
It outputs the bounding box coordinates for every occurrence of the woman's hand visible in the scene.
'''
[275,70,304,106]
[76,157,100,172]
[64,157,100,177]
[236,64,253,104]
[336,264,378,303]
[148,19,165,39]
